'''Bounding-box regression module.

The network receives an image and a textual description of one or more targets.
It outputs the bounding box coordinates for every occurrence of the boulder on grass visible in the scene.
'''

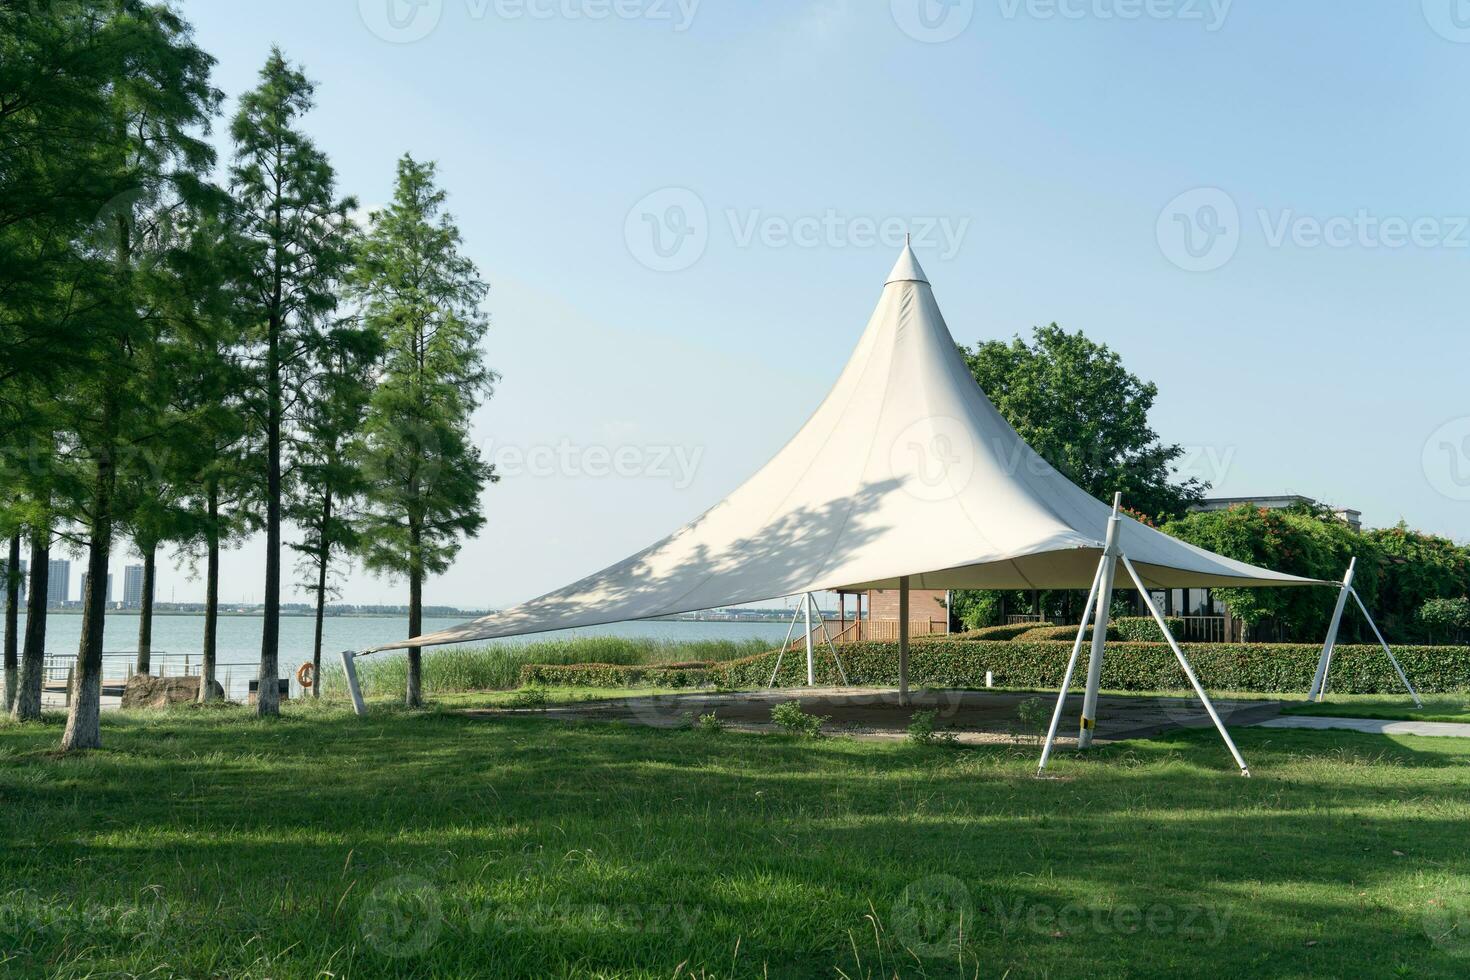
[121,674,225,709]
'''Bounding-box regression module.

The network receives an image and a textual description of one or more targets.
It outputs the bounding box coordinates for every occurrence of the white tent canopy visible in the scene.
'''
[372,244,1322,654]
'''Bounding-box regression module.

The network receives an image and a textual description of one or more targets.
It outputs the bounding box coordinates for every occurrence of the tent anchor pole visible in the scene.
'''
[1078,494,1123,749]
[1309,558,1356,702]
[767,603,804,689]
[811,593,850,686]
[1348,586,1422,708]
[804,592,815,687]
[1122,555,1250,777]
[898,576,910,707]
[1038,557,1107,773]
[341,650,366,717]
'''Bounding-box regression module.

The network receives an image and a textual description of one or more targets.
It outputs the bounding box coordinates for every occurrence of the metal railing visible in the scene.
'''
[39,652,254,704]
[1005,614,1046,625]
[1177,616,1228,643]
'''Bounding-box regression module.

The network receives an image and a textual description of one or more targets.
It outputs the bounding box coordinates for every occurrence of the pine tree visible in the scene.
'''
[287,319,380,696]
[228,49,355,717]
[354,155,497,708]
[58,1,219,751]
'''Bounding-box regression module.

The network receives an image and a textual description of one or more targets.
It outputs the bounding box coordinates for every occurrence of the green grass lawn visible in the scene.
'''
[3,700,1470,978]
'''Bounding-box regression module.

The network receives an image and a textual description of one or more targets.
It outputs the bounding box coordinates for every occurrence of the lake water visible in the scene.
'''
[13,612,795,700]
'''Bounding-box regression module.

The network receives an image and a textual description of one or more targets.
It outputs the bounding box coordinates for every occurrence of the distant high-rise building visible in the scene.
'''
[47,559,70,606]
[1,558,25,608]
[123,564,147,609]
[80,571,113,605]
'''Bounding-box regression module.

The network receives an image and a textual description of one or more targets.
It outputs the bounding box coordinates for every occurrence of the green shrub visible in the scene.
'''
[507,686,550,709]
[708,640,1470,694]
[319,636,770,698]
[770,700,826,736]
[906,708,957,746]
[1015,624,1099,642]
[517,661,715,689]
[1112,616,1184,642]
[948,622,1055,641]
[1015,696,1049,742]
[1418,597,1470,643]
[696,712,725,735]
[1004,617,1182,644]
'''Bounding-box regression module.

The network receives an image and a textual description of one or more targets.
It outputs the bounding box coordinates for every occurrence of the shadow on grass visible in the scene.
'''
[1,704,1468,978]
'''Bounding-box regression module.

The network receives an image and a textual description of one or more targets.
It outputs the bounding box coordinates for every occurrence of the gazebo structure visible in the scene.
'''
[345,243,1415,775]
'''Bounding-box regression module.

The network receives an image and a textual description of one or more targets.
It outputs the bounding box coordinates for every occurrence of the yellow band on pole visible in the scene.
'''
[1081,716,1095,730]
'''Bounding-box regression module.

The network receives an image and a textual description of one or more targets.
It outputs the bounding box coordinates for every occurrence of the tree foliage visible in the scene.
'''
[959,324,1205,521]
[227,47,355,717]
[353,155,497,706]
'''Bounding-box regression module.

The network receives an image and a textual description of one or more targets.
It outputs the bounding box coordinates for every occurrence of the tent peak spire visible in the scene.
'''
[885,239,929,286]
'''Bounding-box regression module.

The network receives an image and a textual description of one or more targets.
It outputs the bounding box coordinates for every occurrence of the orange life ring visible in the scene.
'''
[296,662,315,688]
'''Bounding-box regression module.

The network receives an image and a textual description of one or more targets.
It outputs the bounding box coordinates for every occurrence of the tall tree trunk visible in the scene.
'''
[198,481,220,703]
[135,542,155,675]
[62,434,116,752]
[258,308,282,717]
[406,518,422,708]
[12,528,48,721]
[311,492,331,699]
[4,531,18,712]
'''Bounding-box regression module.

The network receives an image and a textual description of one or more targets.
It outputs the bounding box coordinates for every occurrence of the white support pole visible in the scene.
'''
[1038,557,1107,773]
[804,592,815,687]
[1348,587,1423,708]
[812,594,850,685]
[1122,556,1250,776]
[898,576,911,707]
[1078,493,1123,749]
[767,603,803,688]
[1309,558,1356,701]
[341,650,366,717]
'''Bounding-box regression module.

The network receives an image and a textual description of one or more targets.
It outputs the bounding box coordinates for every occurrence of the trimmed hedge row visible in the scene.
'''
[1010,617,1184,644]
[1113,616,1185,642]
[740,641,1470,693]
[950,622,1055,641]
[518,661,717,688]
[521,641,1470,694]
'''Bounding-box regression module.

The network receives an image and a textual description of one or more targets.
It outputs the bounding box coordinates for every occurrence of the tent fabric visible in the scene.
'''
[371,246,1324,653]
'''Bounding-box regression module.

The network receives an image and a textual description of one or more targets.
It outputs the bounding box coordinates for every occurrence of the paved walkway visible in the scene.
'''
[1257,715,1470,738]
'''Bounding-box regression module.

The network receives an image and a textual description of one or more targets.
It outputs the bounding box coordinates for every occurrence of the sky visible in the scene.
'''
[52,0,1470,609]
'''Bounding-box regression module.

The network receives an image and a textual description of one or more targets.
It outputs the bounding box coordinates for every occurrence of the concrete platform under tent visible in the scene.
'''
[466,688,1289,745]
